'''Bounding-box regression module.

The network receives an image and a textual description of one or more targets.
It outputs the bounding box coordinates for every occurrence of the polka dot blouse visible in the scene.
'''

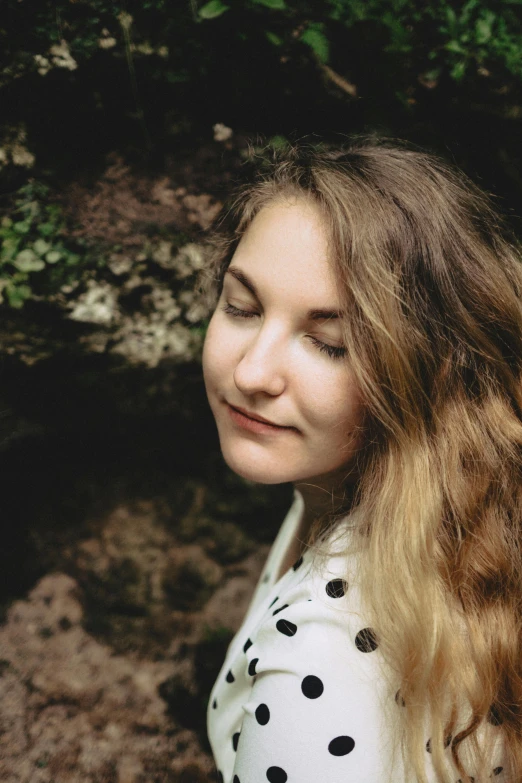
[207,491,505,783]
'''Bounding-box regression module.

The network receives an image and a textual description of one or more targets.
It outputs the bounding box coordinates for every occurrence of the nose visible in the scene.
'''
[233,324,287,398]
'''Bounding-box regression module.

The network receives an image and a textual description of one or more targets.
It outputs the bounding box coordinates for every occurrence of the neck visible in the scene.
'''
[294,476,358,537]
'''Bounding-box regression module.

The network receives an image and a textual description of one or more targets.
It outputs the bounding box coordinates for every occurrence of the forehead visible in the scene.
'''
[231,200,339,305]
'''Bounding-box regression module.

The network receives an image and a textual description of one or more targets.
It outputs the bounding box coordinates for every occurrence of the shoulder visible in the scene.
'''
[244,534,385,687]
[232,538,406,783]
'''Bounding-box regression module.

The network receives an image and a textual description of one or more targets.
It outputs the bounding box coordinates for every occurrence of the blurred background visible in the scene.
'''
[0,1,521,781]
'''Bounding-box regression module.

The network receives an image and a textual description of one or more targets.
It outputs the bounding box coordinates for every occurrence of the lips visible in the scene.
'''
[227,403,293,429]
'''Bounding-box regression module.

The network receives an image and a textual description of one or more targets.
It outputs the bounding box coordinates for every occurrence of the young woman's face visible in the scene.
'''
[202,199,364,488]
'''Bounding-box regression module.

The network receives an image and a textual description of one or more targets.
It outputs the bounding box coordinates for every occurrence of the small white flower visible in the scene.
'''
[49,41,78,71]
[10,144,35,168]
[99,36,117,50]
[118,12,133,31]
[135,42,154,56]
[213,123,233,142]
[34,54,51,76]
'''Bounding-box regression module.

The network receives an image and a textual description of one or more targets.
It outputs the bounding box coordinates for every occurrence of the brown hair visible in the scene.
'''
[203,139,522,782]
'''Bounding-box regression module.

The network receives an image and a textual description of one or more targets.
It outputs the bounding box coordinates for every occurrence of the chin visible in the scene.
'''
[224,458,290,485]
[220,448,293,485]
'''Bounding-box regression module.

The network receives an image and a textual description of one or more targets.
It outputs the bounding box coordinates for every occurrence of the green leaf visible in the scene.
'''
[268,134,289,149]
[265,31,283,46]
[253,0,286,8]
[37,222,56,237]
[44,204,61,220]
[1,236,20,262]
[33,238,51,256]
[445,40,467,54]
[301,24,330,64]
[475,13,494,44]
[445,5,457,34]
[199,0,230,19]
[450,60,467,80]
[65,253,80,266]
[13,221,31,235]
[5,283,32,308]
[45,250,62,264]
[461,0,480,26]
[18,200,39,219]
[13,249,45,272]
[423,67,441,81]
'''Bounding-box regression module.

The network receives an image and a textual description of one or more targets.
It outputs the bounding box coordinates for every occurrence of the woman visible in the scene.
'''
[202,140,522,783]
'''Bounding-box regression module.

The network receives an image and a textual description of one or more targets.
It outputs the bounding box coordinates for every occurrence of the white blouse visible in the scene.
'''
[207,491,505,783]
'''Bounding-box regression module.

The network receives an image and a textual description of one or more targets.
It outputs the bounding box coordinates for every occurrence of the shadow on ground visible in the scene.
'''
[0,348,292,782]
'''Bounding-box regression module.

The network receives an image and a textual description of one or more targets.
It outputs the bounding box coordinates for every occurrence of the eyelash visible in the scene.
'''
[222,302,347,361]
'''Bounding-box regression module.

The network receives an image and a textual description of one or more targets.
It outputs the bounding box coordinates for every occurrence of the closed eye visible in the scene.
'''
[308,336,347,360]
[222,302,347,360]
[222,302,258,319]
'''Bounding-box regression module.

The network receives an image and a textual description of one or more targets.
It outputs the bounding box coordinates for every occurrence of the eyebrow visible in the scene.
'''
[225,266,341,321]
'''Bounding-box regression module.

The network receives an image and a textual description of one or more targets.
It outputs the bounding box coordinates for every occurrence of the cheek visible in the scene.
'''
[301,368,359,419]
[302,373,364,450]
[202,313,241,390]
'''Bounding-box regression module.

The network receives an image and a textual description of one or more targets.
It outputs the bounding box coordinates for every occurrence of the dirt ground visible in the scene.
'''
[0,143,291,782]
[0,495,274,783]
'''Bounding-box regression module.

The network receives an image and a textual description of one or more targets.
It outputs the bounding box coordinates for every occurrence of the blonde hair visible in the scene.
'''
[204,139,522,782]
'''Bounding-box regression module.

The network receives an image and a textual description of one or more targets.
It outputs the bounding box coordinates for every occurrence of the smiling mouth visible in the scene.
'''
[227,404,295,430]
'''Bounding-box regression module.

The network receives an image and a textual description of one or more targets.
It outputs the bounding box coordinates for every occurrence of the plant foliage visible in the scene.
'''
[0,182,98,308]
[1,1,521,90]
[1,0,521,313]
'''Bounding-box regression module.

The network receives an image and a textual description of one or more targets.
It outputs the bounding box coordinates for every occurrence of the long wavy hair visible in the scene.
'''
[202,139,522,782]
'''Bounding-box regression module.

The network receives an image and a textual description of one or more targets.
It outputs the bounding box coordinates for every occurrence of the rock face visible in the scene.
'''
[0,573,214,782]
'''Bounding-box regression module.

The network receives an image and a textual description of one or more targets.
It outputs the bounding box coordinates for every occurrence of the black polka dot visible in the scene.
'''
[226,669,235,683]
[243,638,253,653]
[276,618,297,636]
[255,703,270,725]
[488,704,503,726]
[493,767,504,776]
[354,627,378,652]
[266,767,287,783]
[395,690,405,707]
[325,578,348,598]
[328,735,355,756]
[233,777,240,783]
[232,731,240,751]
[212,698,217,709]
[248,658,259,676]
[269,596,279,608]
[272,603,289,616]
[301,675,324,699]
[293,556,304,570]
[217,772,223,783]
